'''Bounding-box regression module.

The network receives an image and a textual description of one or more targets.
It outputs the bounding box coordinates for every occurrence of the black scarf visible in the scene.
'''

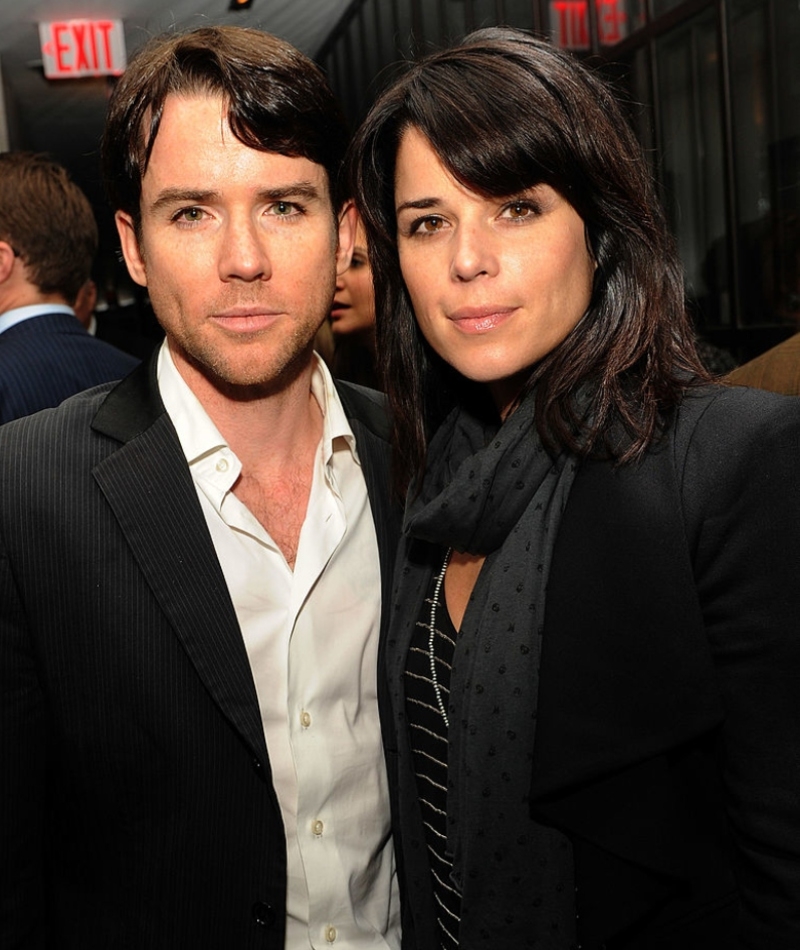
[399,389,580,947]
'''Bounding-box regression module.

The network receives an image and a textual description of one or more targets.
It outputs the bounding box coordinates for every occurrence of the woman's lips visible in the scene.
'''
[447,305,518,333]
[330,300,351,320]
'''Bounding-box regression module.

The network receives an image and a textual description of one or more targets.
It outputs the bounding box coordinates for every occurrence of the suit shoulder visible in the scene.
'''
[675,382,800,445]
[0,383,114,451]
[668,382,800,509]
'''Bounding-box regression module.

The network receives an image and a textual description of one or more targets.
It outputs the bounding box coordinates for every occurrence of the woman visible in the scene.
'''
[349,27,800,950]
[330,212,380,387]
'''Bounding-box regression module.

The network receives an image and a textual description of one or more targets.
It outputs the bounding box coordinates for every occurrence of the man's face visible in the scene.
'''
[116,93,354,397]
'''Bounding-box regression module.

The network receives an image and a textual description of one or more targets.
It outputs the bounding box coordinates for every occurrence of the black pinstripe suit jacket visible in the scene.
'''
[0,311,139,424]
[0,355,401,949]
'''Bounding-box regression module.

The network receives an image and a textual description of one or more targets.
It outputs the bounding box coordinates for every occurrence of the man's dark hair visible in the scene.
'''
[0,152,97,306]
[102,25,350,230]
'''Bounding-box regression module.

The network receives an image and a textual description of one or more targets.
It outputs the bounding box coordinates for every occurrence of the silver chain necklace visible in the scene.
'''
[429,547,453,727]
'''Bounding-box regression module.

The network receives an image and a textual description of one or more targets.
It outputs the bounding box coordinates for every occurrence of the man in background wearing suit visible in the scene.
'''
[0,26,402,950]
[0,152,138,423]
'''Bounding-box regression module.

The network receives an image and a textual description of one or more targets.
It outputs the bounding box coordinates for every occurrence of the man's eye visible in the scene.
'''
[272,201,300,216]
[174,207,205,223]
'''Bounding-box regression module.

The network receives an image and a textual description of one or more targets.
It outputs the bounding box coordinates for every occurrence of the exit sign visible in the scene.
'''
[39,19,127,79]
[550,0,628,49]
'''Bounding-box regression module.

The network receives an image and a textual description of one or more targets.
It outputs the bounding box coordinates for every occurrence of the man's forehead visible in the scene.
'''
[140,93,331,196]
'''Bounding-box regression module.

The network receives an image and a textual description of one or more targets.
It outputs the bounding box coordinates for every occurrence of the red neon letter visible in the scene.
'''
[95,21,114,70]
[72,23,90,70]
[53,23,71,73]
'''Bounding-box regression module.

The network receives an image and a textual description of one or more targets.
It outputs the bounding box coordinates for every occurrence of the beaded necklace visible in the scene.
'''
[428,547,453,727]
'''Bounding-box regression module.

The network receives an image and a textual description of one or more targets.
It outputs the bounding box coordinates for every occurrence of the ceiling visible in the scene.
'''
[0,0,354,227]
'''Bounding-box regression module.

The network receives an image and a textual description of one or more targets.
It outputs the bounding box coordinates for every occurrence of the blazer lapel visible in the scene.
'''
[532,448,724,801]
[90,358,269,766]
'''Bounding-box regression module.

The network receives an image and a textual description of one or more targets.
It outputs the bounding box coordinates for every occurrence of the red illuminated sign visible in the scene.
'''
[39,19,126,79]
[550,0,628,49]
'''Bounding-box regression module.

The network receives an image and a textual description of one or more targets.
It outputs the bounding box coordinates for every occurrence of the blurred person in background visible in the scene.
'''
[330,210,379,387]
[0,152,138,423]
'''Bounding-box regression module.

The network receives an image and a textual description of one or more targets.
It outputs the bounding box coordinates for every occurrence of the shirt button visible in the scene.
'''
[325,925,337,943]
[312,819,324,836]
[300,710,312,728]
[216,457,229,473]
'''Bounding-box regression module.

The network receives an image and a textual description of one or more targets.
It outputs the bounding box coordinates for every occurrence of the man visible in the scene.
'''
[0,152,138,423]
[726,332,800,394]
[0,26,401,949]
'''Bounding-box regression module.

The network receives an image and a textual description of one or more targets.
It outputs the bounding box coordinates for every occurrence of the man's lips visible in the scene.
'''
[210,308,283,332]
[447,305,518,332]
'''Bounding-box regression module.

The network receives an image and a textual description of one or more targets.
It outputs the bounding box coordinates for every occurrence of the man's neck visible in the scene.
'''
[173,351,323,479]
[0,288,69,316]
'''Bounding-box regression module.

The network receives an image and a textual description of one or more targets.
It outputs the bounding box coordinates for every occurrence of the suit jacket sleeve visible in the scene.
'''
[678,386,800,946]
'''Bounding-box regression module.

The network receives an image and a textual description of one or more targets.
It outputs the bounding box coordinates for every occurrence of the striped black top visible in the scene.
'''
[404,566,461,949]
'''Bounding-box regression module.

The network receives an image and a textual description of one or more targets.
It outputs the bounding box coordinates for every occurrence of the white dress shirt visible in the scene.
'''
[158,342,400,949]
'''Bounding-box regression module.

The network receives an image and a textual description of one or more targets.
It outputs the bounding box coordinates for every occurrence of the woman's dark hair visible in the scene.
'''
[102,25,349,232]
[348,27,709,494]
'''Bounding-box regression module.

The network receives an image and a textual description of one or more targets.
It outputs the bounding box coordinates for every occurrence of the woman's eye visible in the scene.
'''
[506,202,534,219]
[413,216,444,235]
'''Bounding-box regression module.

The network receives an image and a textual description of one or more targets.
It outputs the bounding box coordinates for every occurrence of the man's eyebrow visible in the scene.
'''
[148,181,326,215]
[260,182,326,202]
[147,189,219,215]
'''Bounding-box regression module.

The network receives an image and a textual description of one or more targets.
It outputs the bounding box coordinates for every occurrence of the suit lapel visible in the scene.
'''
[90,357,269,765]
[335,381,402,624]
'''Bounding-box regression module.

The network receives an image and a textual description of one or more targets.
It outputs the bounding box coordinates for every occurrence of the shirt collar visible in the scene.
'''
[156,340,228,467]
[0,303,76,335]
[312,350,360,467]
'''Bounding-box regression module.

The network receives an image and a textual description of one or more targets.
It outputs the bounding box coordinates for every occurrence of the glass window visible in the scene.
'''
[472,0,501,30]
[598,0,645,47]
[442,0,470,41]
[499,0,537,32]
[419,0,444,48]
[770,0,800,325]
[392,0,415,60]
[731,0,800,328]
[655,11,728,327]
[625,47,655,160]
[651,0,683,18]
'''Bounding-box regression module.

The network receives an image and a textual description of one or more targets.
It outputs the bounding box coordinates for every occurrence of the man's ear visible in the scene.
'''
[115,211,148,288]
[335,201,358,277]
[0,241,17,284]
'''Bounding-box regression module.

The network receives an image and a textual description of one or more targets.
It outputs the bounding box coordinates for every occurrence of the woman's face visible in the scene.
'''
[331,219,376,337]
[394,127,595,413]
